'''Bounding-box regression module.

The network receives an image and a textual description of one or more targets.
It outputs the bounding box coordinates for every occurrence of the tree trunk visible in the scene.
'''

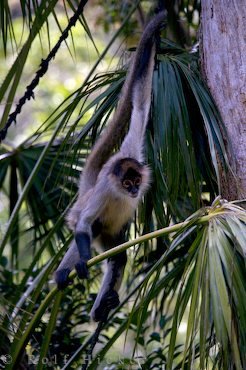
[200,0,246,200]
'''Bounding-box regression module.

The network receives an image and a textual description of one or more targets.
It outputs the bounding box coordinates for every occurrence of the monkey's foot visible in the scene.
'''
[75,259,89,279]
[93,289,120,322]
[55,268,71,290]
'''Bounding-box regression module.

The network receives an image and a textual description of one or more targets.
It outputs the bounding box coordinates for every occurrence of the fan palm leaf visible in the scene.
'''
[0,3,245,370]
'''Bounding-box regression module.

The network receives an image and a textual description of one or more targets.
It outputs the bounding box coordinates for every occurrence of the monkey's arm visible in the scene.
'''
[55,182,108,289]
[55,239,80,289]
[80,12,166,192]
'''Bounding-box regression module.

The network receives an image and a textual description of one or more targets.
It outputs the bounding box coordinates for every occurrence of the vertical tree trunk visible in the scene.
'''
[200,0,246,200]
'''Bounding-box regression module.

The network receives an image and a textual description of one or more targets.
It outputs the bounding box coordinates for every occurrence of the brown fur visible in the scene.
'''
[56,11,166,321]
[80,11,167,193]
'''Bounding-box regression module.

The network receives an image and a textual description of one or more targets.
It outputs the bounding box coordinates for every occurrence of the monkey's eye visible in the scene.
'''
[134,177,141,186]
[123,179,132,188]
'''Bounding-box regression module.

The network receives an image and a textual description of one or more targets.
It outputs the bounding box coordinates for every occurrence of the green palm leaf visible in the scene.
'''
[0,4,245,369]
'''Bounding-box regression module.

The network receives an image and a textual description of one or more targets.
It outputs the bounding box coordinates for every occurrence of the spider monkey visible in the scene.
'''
[55,12,166,322]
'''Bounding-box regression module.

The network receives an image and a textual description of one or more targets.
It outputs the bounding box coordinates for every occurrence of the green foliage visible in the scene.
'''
[0,1,245,370]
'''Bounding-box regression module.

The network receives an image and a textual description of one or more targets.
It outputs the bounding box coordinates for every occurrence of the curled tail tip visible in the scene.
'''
[145,9,167,34]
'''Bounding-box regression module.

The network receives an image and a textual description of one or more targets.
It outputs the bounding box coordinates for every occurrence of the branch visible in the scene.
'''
[81,210,226,272]
[10,210,227,367]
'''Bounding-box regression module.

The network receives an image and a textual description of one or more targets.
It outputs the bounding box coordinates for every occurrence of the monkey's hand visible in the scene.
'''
[55,268,72,290]
[75,259,89,279]
[92,289,120,322]
[55,260,89,290]
[55,232,91,290]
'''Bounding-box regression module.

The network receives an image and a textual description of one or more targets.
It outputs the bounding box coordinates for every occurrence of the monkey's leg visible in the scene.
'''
[90,251,127,322]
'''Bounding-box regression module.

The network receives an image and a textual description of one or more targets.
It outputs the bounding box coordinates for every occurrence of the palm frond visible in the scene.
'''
[67,200,245,370]
[0,0,59,129]
[149,41,228,223]
[0,4,244,369]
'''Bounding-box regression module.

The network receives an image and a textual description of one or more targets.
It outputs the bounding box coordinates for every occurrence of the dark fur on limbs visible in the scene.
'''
[58,11,166,370]
[75,232,91,279]
[55,232,91,289]
[81,252,128,370]
[55,11,166,324]
[93,251,127,322]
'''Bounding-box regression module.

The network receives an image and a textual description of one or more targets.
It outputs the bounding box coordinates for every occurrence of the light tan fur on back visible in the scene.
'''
[55,11,167,322]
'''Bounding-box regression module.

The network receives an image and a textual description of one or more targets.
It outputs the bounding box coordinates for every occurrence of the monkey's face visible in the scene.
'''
[122,175,142,198]
[111,158,144,198]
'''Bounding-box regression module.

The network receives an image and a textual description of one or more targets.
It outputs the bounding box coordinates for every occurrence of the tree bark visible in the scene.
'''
[200,0,246,200]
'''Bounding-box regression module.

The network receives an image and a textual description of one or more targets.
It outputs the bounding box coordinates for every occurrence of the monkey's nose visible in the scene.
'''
[131,188,138,197]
